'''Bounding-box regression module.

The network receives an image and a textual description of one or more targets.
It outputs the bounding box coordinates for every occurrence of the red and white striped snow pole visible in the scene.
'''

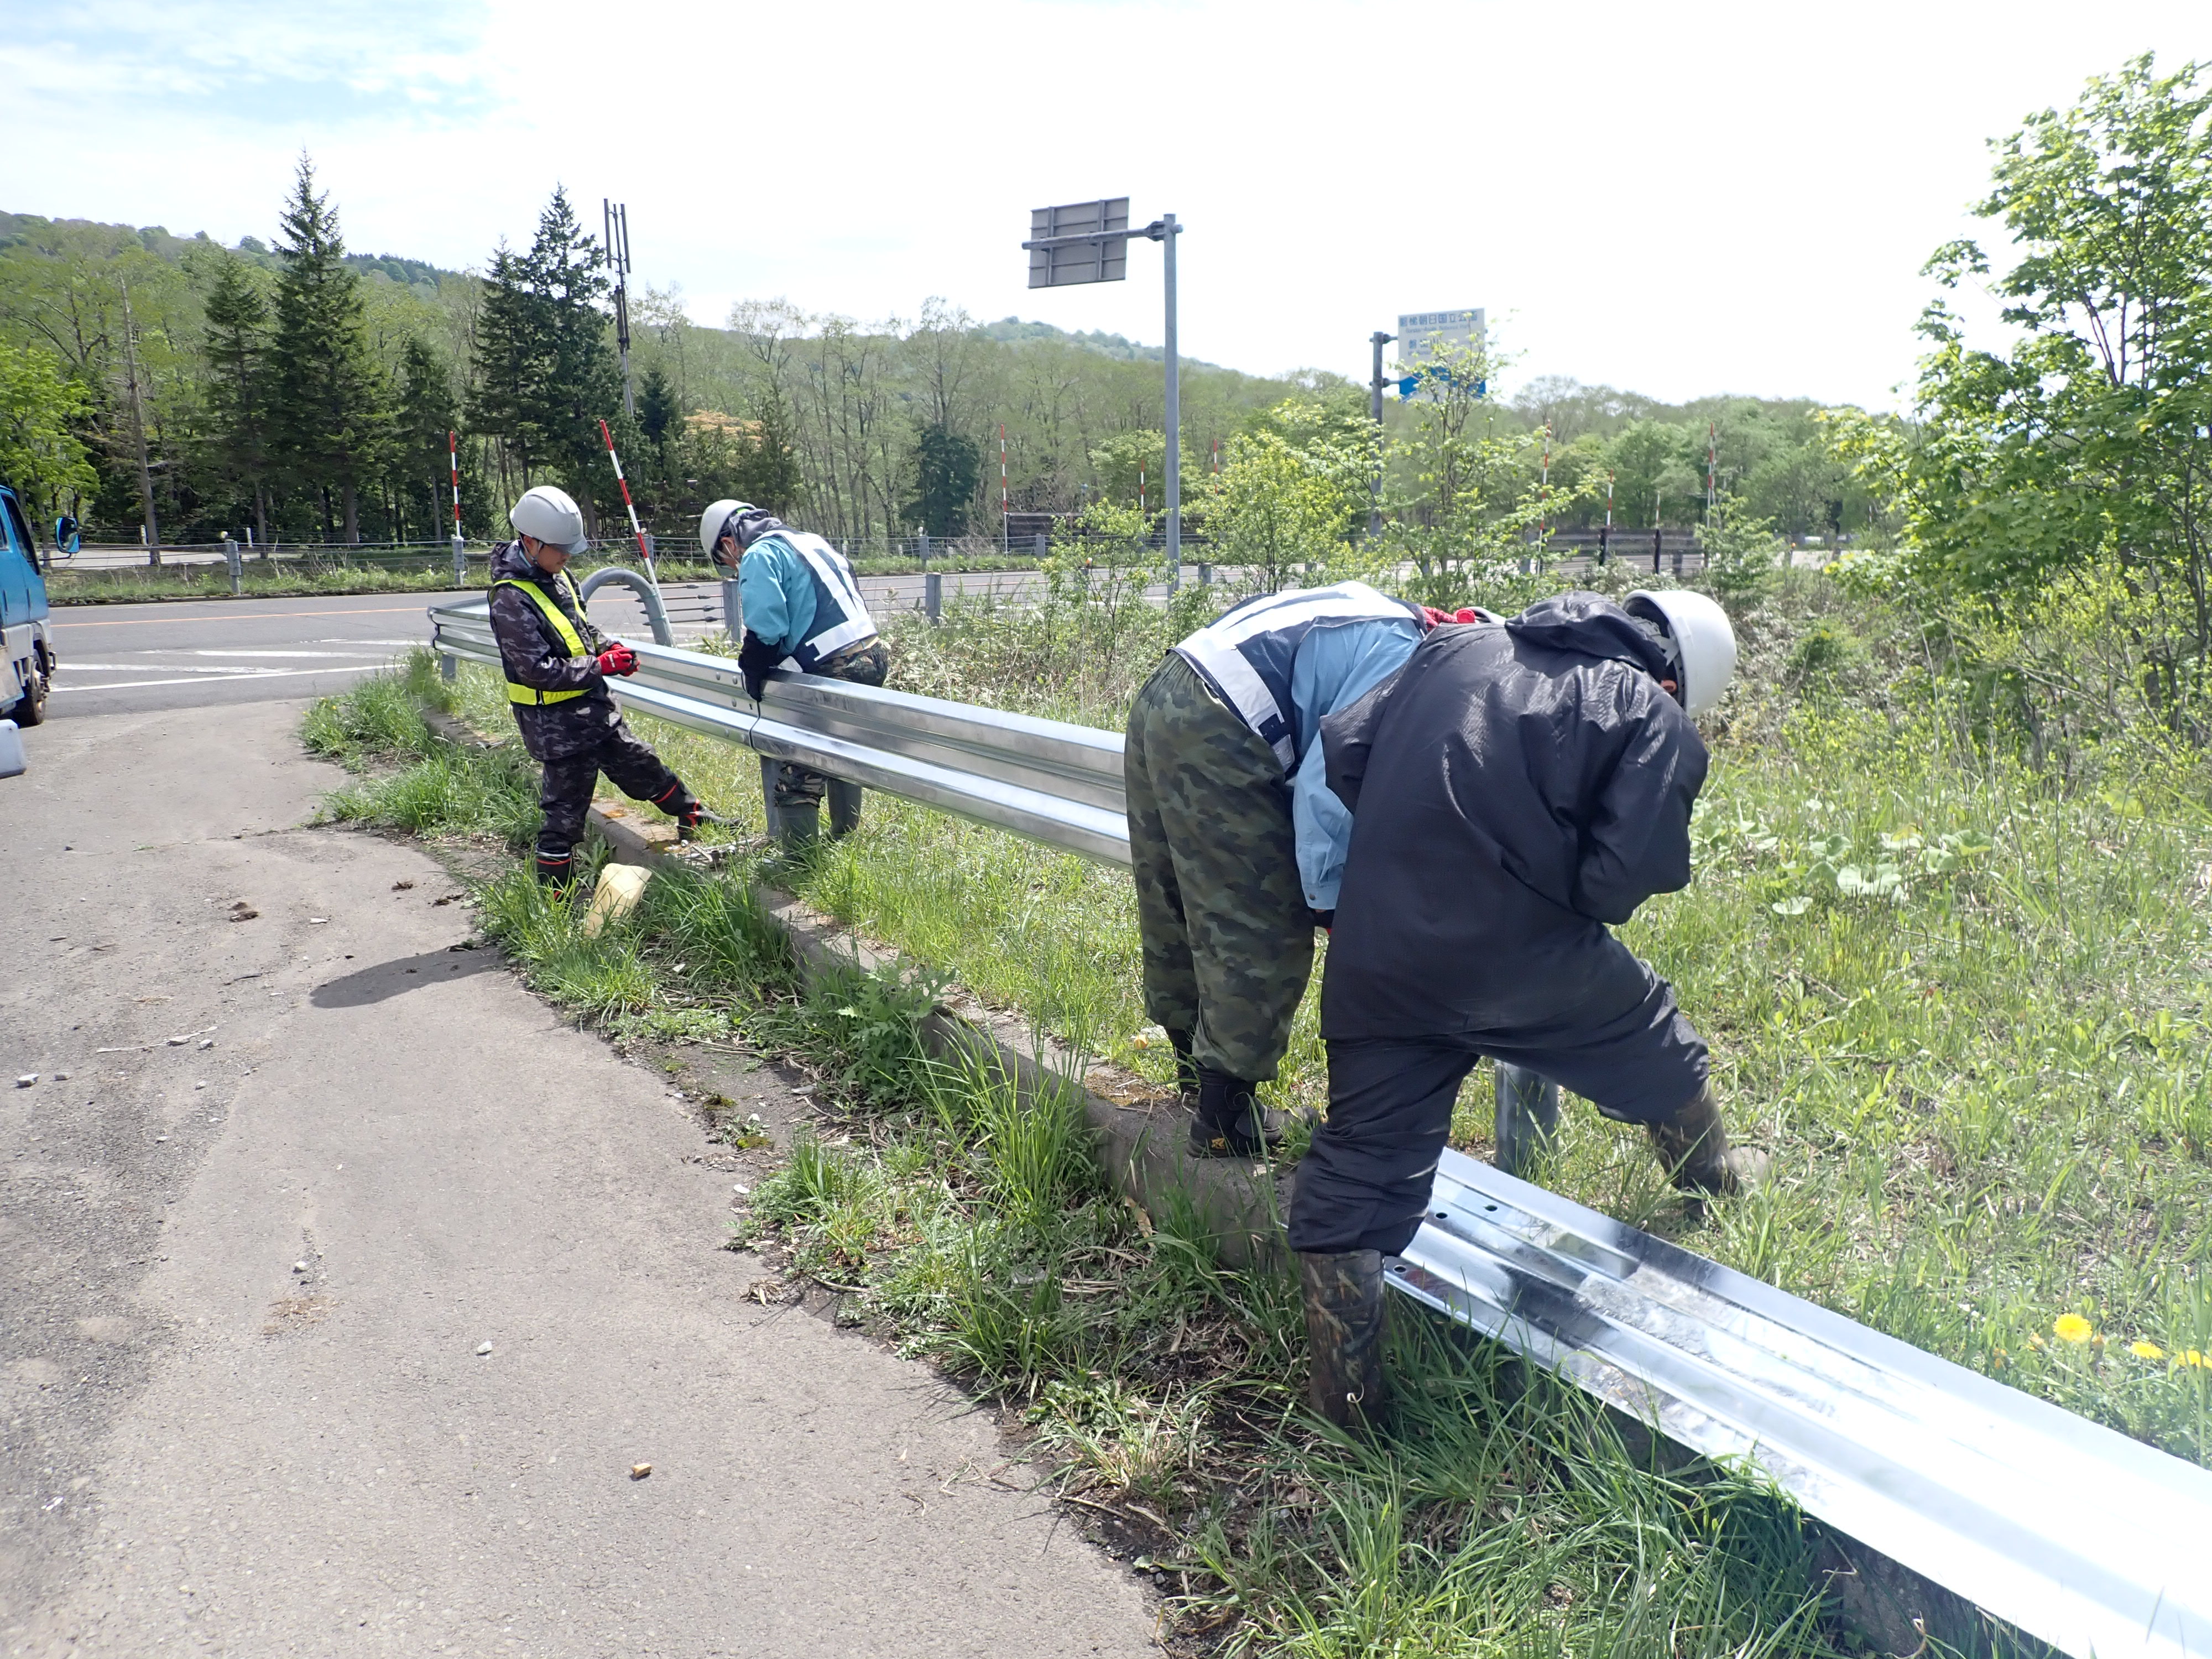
[599,418,656,583]
[448,430,465,585]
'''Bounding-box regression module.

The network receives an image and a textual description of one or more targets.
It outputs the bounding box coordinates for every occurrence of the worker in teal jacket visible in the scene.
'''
[699,500,888,841]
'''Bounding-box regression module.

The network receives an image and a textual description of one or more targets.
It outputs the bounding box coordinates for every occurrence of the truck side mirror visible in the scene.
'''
[53,515,80,557]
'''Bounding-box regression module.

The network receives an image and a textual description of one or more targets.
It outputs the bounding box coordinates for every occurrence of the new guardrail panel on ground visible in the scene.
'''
[429,593,2212,1659]
[1400,1151,2212,1659]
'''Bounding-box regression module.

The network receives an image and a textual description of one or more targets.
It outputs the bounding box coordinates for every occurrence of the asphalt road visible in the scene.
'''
[40,575,1053,719]
[44,596,448,717]
[0,701,1154,1657]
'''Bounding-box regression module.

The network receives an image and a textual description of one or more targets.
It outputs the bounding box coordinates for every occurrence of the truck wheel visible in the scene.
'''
[8,659,48,727]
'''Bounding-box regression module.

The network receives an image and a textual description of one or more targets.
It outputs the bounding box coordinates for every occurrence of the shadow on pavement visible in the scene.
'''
[312,946,500,1009]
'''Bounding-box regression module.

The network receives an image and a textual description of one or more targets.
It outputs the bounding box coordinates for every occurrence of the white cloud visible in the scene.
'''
[9,0,2208,409]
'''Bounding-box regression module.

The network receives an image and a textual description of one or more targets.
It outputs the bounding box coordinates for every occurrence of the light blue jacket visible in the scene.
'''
[737,535,821,656]
[1286,617,1423,911]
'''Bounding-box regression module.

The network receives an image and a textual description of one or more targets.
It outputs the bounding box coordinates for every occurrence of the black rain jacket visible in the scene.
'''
[486,540,620,763]
[1317,592,1708,1040]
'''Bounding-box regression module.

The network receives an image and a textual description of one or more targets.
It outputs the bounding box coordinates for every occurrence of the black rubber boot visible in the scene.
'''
[674,797,734,843]
[1301,1249,1390,1432]
[1188,1066,1282,1159]
[1645,1084,1770,1194]
[534,850,576,898]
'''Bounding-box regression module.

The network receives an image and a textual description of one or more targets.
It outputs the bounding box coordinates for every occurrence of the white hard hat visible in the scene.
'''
[1626,589,1736,718]
[508,485,588,556]
[700,499,753,560]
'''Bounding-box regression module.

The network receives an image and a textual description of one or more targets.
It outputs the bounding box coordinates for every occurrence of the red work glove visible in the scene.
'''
[1420,606,1486,628]
[595,644,638,677]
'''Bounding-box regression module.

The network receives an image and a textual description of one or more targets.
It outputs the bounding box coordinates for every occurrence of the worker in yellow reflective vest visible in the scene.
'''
[488,486,726,892]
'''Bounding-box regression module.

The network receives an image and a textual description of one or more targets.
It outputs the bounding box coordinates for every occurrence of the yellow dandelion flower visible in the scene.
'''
[2131,1341,2166,1361]
[2054,1313,2095,1344]
[2027,1332,2046,1350]
[2188,1350,2206,1368]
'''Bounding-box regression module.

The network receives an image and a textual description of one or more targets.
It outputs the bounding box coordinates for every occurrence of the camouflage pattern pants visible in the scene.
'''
[537,717,687,861]
[1124,652,1314,1082]
[770,639,890,807]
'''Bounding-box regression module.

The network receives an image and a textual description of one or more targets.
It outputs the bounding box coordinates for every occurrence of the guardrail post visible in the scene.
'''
[1197,561,1212,587]
[223,535,243,595]
[1033,533,1047,563]
[721,576,743,641]
[924,569,943,623]
[439,649,457,683]
[451,533,467,588]
[1493,1063,1559,1178]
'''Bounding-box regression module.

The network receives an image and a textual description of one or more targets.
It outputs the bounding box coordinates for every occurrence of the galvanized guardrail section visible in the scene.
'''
[1403,1151,2212,1659]
[429,594,2212,1659]
[429,598,1131,863]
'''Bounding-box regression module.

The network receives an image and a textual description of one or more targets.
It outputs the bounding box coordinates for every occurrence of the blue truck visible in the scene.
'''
[0,483,54,727]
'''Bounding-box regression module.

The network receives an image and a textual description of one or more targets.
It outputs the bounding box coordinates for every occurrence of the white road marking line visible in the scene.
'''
[62,664,295,675]
[190,649,398,659]
[52,665,386,692]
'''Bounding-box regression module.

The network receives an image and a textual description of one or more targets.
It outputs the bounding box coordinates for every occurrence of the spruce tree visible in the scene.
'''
[524,187,617,519]
[466,189,619,525]
[393,336,458,540]
[268,155,387,542]
[467,241,544,494]
[200,252,273,544]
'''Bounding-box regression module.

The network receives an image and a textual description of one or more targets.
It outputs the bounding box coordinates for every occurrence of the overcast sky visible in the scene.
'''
[7,1,2206,409]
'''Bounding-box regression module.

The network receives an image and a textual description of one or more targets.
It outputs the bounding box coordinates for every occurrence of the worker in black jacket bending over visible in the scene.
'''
[1293,589,1767,1429]
[488,485,724,893]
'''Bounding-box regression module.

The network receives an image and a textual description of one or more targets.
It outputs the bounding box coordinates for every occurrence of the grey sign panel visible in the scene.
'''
[1397,307,1485,364]
[1028,198,1129,287]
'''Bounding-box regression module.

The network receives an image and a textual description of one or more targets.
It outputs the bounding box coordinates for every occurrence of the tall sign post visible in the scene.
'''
[1022,199,1183,585]
[1368,330,1395,538]
[604,199,635,418]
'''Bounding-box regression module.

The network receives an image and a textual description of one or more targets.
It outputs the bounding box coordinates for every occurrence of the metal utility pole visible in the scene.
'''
[119,280,160,566]
[604,200,635,418]
[1368,331,1395,539]
[1159,212,1180,583]
[1021,198,1182,584]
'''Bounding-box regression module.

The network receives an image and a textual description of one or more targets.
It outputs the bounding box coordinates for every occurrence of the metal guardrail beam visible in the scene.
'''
[429,595,2212,1659]
[429,601,1132,864]
[1402,1151,2212,1659]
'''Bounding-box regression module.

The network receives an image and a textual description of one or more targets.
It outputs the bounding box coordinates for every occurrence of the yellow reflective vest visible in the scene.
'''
[493,571,591,705]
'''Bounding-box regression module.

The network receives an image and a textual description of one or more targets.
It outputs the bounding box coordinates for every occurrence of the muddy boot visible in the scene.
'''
[1301,1249,1390,1432]
[826,778,864,839]
[1645,1084,1769,1194]
[1189,1066,1282,1159]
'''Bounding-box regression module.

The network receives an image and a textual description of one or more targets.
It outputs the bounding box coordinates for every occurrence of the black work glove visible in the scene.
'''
[736,630,781,703]
[1310,908,1335,933]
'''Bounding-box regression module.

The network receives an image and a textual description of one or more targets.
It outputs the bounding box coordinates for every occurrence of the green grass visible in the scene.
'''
[302,557,2212,1651]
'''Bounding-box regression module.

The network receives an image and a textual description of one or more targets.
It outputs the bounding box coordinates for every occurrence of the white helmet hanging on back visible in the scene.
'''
[1625,589,1736,718]
[508,485,588,556]
[700,500,754,561]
